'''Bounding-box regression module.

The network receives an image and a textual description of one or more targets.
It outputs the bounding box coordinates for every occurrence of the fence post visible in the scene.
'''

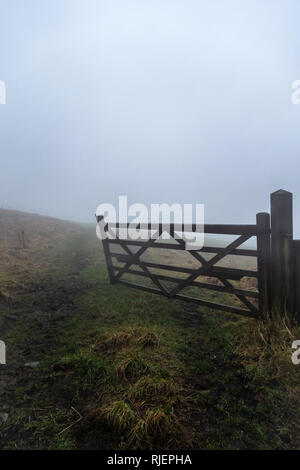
[96,215,115,284]
[270,190,294,318]
[293,240,300,323]
[256,212,271,318]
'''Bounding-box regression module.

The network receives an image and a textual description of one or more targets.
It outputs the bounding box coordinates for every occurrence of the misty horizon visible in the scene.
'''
[1,1,300,233]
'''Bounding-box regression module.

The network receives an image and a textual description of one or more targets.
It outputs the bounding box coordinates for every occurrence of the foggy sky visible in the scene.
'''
[1,0,300,235]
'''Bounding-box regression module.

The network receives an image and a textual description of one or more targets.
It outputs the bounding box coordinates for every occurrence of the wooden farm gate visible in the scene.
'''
[97,190,300,321]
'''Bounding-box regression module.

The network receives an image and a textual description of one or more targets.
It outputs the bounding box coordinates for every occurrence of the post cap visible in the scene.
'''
[271,189,293,196]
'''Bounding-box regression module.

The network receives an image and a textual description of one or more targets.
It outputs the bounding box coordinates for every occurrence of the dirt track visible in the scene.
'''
[0,229,98,447]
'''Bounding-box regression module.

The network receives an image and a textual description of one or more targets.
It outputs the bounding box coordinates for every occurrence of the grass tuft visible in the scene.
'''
[127,376,179,402]
[137,332,160,349]
[95,328,137,351]
[144,406,177,439]
[115,351,152,380]
[237,312,299,381]
[99,400,135,433]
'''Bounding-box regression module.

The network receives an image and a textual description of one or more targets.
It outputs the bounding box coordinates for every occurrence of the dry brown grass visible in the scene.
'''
[137,332,160,349]
[95,329,137,352]
[237,311,300,386]
[84,325,192,450]
[0,209,83,289]
[93,328,160,353]
[127,375,179,401]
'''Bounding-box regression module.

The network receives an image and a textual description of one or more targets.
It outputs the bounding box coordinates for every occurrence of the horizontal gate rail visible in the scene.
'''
[108,238,257,257]
[111,253,258,279]
[113,222,259,235]
[118,280,257,318]
[113,266,259,298]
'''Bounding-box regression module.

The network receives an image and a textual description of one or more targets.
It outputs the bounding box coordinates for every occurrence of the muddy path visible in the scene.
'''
[0,228,103,448]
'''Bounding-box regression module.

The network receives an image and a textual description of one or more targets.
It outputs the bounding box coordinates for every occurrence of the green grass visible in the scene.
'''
[1,220,300,449]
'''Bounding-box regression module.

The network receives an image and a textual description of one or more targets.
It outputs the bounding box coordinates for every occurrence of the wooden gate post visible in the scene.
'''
[293,240,300,323]
[270,190,294,318]
[256,212,271,318]
[96,215,115,284]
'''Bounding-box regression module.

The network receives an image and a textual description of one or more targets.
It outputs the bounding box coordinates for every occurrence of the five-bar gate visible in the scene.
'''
[97,190,300,321]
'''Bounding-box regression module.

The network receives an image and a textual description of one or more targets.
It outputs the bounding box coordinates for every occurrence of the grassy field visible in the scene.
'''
[0,209,300,450]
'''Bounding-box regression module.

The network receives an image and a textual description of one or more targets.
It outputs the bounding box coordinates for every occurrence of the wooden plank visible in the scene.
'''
[114,237,155,282]
[107,239,257,257]
[168,234,251,297]
[111,253,258,278]
[96,215,115,284]
[270,190,294,318]
[114,222,259,235]
[176,237,258,313]
[293,240,300,323]
[256,212,271,318]
[173,293,258,317]
[102,239,115,283]
[118,280,166,297]
[117,280,257,317]
[139,262,169,295]
[217,276,258,314]
[113,266,259,298]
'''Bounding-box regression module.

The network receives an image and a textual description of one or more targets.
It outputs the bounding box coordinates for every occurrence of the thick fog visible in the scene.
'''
[1,0,300,234]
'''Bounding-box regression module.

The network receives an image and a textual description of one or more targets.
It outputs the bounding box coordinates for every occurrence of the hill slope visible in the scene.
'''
[0,210,300,450]
[0,209,83,291]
